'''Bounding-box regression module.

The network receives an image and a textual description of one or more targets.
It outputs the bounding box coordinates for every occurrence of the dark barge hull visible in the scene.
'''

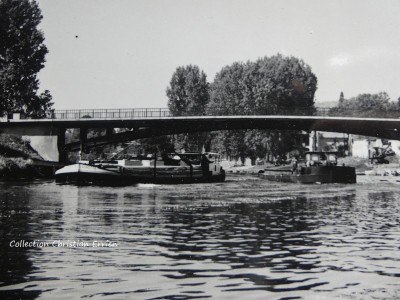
[259,166,356,184]
[55,171,226,185]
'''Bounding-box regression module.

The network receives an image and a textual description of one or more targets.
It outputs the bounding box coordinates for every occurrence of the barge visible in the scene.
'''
[55,152,225,185]
[259,152,356,184]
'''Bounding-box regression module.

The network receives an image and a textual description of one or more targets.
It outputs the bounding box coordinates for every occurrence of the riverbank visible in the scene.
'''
[0,135,54,178]
[224,156,400,176]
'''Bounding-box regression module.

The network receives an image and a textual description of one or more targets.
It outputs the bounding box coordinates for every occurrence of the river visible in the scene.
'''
[0,175,400,299]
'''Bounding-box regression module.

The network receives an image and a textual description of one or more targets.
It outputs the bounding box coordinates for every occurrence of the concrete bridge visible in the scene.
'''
[1,108,400,162]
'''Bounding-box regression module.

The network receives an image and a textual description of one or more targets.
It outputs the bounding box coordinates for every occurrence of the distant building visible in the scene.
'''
[312,131,400,159]
[309,131,350,156]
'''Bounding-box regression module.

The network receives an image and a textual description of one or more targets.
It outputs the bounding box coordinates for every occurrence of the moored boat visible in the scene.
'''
[258,152,356,184]
[55,152,225,185]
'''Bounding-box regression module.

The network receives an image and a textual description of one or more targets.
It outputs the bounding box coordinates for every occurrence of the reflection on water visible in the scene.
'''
[0,177,400,299]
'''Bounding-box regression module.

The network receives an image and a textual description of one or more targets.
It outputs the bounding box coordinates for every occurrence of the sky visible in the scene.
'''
[37,0,400,110]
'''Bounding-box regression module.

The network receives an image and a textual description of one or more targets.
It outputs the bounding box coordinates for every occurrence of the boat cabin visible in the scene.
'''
[175,152,222,174]
[203,152,223,175]
[305,151,338,166]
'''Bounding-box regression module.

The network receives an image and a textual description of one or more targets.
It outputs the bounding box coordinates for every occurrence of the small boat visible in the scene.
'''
[259,152,356,184]
[55,152,225,185]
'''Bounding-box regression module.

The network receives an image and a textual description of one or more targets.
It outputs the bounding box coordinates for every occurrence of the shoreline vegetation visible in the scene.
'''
[1,134,400,181]
[0,135,53,179]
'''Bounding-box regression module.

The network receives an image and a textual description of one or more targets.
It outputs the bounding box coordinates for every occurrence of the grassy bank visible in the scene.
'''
[337,155,400,173]
[224,155,400,175]
[0,135,49,178]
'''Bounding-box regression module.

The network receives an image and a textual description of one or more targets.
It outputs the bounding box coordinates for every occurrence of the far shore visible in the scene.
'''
[2,154,400,182]
[224,156,400,177]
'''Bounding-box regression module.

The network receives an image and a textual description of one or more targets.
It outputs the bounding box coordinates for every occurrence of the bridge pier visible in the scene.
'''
[80,128,88,154]
[57,128,67,164]
[106,128,113,136]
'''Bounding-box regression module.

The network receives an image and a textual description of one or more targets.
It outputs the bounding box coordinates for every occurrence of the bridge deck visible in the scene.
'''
[2,109,400,161]
[1,115,400,140]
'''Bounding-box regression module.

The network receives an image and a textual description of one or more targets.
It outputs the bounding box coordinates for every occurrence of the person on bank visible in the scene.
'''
[291,156,298,174]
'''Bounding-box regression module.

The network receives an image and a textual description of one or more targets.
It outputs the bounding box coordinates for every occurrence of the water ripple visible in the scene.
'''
[0,177,400,299]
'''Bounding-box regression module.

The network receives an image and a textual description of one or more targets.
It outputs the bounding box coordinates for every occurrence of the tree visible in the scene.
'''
[329,92,399,118]
[207,62,248,162]
[166,65,210,151]
[248,54,317,115]
[0,0,53,118]
[207,62,247,115]
[339,91,345,105]
[243,130,270,165]
[208,54,317,163]
[167,65,209,116]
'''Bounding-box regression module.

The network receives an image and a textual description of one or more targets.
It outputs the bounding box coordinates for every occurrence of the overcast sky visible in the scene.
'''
[37,0,400,110]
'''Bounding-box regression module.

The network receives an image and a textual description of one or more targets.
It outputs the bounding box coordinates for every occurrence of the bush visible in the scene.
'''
[0,135,42,160]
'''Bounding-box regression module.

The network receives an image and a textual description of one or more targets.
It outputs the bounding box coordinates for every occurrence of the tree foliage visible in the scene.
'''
[329,92,400,118]
[167,65,209,116]
[207,54,317,116]
[166,65,211,151]
[0,0,52,118]
[127,136,175,156]
[208,54,317,163]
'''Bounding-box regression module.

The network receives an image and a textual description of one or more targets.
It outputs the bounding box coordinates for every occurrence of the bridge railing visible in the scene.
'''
[45,107,332,119]
[7,107,400,120]
[48,108,172,119]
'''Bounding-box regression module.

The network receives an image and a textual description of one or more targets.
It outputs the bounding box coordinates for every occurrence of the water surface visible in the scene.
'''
[0,176,400,299]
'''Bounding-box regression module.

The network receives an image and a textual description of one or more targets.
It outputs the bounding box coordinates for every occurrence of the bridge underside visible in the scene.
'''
[2,116,400,161]
[63,116,400,151]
